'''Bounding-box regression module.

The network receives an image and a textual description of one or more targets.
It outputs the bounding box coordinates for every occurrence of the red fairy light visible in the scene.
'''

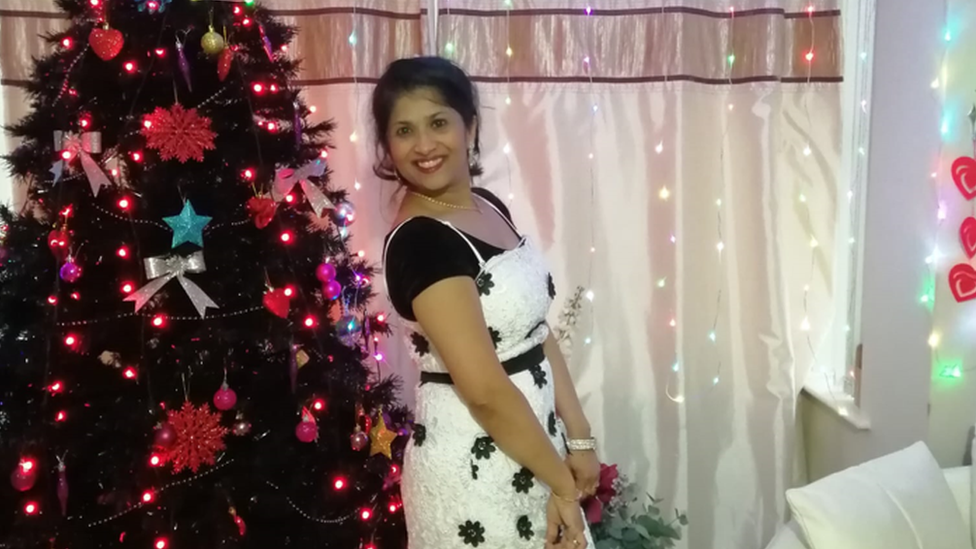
[121,282,134,294]
[61,150,73,160]
[117,246,129,258]
[24,502,38,515]
[154,538,168,549]
[280,231,292,243]
[149,454,162,467]
[312,399,325,411]
[266,122,277,132]
[55,410,66,422]
[252,83,263,94]
[61,37,73,48]
[49,382,63,394]
[233,6,242,15]
[243,168,255,180]
[242,17,252,26]
[151,315,165,328]
[360,508,372,521]
[132,152,143,162]
[123,367,137,379]
[70,292,80,301]
[155,48,165,57]
[303,316,316,328]
[48,295,58,305]
[284,194,295,203]
[124,61,136,73]
[269,84,278,93]
[79,118,90,128]
[143,120,153,129]
[333,477,346,490]
[64,334,78,347]
[141,490,155,503]
[283,286,294,297]
[118,197,131,209]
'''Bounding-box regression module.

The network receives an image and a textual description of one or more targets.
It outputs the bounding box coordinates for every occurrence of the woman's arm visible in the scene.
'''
[543,332,591,439]
[412,277,577,498]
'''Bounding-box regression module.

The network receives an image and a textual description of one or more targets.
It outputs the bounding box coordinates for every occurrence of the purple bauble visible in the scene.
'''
[350,430,369,451]
[213,384,237,411]
[323,280,342,301]
[153,422,177,449]
[315,263,336,283]
[59,261,82,283]
[295,420,318,443]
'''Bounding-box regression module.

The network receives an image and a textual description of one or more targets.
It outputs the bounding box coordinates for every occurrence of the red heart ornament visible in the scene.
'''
[246,196,277,229]
[262,288,291,318]
[961,217,976,258]
[949,263,976,302]
[952,156,976,200]
[217,47,235,82]
[47,229,70,261]
[89,27,124,61]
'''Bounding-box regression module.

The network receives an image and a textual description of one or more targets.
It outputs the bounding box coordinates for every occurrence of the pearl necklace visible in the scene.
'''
[409,190,479,211]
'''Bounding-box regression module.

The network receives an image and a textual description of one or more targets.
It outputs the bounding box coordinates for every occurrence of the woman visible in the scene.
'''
[376,57,598,548]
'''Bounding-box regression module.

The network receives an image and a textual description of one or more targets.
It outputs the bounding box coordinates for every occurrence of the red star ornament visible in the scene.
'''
[164,401,229,473]
[142,104,217,163]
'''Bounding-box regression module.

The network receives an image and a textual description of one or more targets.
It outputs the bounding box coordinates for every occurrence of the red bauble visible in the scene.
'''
[295,410,318,443]
[153,422,177,449]
[89,27,124,61]
[217,47,235,82]
[350,429,369,451]
[262,287,291,318]
[10,459,37,492]
[213,383,237,411]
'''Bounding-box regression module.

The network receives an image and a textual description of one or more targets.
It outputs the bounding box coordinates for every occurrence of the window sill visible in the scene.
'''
[802,375,871,431]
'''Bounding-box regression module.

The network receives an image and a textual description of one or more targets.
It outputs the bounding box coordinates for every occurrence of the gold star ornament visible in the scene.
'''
[368,413,397,459]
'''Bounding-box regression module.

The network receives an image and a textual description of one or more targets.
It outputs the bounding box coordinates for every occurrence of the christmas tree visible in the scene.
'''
[0,1,408,548]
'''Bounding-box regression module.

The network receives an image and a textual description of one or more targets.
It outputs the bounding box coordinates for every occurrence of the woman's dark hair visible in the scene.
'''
[371,56,483,182]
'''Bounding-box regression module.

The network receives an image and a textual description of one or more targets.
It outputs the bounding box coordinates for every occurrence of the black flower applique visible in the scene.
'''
[529,364,547,388]
[517,515,534,540]
[470,460,479,480]
[547,274,556,299]
[472,436,497,460]
[410,332,430,356]
[512,467,535,494]
[458,520,486,546]
[412,423,426,447]
[476,272,495,296]
[548,411,558,437]
[488,327,502,349]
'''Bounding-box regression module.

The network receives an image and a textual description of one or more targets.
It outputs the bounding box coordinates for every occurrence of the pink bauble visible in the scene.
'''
[213,384,237,411]
[59,261,82,283]
[10,461,37,492]
[350,431,369,451]
[315,263,336,283]
[323,280,342,301]
[296,420,318,443]
[154,422,177,449]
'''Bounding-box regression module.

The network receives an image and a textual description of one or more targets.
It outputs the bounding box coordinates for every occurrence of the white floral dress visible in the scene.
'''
[383,198,595,548]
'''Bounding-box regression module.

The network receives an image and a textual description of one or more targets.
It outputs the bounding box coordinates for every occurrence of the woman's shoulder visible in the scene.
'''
[471,187,511,220]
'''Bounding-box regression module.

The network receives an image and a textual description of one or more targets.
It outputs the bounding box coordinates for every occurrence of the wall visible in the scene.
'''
[802,0,944,480]
[928,0,976,468]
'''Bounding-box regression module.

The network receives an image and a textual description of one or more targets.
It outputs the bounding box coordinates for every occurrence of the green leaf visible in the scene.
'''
[622,528,641,542]
[633,523,651,539]
[595,539,618,549]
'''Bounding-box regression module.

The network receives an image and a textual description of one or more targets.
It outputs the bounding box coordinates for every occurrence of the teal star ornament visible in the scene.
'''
[163,201,211,248]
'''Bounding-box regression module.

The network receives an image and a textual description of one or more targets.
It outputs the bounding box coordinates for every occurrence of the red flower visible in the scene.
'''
[583,463,619,524]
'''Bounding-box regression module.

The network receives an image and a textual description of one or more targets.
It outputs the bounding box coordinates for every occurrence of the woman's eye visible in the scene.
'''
[432,119,447,129]
[395,126,411,136]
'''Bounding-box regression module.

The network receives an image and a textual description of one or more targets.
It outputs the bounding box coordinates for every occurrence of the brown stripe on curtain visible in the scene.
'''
[0,6,426,87]
[436,7,842,83]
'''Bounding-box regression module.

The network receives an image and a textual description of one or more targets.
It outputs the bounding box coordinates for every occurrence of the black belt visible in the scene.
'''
[419,344,545,385]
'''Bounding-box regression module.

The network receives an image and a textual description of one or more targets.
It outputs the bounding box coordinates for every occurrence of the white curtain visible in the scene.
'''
[0,2,845,547]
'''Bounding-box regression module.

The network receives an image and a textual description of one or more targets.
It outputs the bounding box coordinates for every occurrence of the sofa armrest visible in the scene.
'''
[944,466,971,529]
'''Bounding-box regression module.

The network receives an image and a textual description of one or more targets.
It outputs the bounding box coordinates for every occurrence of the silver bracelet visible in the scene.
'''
[566,437,597,452]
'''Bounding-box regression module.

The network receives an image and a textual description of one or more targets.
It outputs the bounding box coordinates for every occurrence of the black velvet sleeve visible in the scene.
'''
[384,217,480,321]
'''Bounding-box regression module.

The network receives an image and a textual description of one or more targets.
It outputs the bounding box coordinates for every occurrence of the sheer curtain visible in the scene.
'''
[0,2,844,547]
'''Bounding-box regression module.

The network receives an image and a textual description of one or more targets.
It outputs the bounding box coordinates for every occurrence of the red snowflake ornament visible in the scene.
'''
[164,401,228,473]
[142,104,217,163]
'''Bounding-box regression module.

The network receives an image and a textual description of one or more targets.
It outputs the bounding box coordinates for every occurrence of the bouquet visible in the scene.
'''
[583,463,687,549]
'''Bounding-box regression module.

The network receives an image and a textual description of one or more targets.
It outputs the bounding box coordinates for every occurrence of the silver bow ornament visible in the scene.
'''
[124,251,218,318]
[271,159,334,217]
[51,131,112,197]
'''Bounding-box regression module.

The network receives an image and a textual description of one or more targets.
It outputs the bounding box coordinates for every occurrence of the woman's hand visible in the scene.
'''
[546,492,588,548]
[566,450,601,497]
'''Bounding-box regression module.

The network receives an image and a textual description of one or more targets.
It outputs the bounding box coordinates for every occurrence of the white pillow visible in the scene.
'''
[786,441,972,549]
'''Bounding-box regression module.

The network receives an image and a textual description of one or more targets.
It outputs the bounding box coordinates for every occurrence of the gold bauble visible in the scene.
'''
[201,31,225,56]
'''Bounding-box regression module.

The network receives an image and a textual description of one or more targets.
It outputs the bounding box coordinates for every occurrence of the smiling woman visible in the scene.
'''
[375,56,599,549]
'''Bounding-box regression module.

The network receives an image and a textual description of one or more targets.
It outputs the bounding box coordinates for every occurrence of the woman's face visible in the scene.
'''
[386,88,475,194]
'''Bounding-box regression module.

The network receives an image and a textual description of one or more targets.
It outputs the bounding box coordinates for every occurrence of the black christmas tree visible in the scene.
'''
[0,1,408,548]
